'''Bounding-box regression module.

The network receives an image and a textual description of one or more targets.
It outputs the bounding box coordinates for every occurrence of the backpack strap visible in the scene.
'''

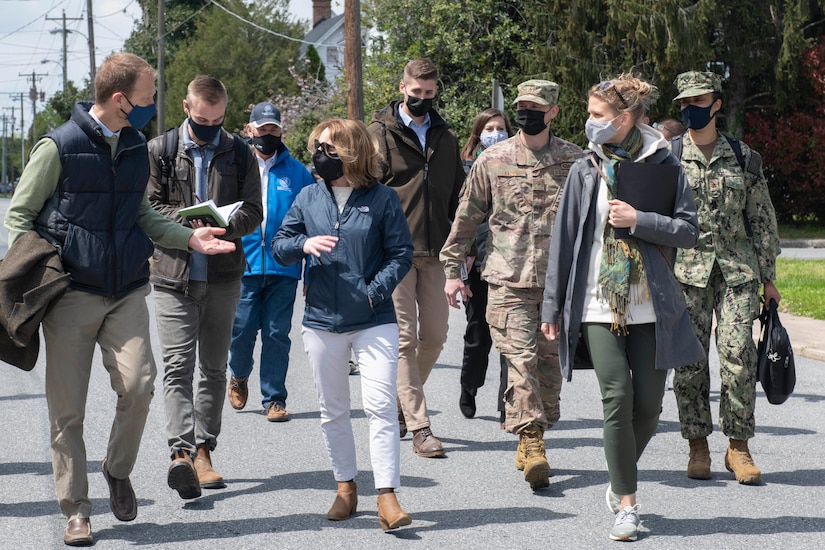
[231,133,248,187]
[159,127,179,193]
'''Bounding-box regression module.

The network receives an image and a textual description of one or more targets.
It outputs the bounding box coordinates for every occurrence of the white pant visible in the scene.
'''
[302,324,401,489]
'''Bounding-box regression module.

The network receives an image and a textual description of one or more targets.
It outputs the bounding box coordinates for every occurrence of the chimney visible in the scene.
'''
[313,0,332,28]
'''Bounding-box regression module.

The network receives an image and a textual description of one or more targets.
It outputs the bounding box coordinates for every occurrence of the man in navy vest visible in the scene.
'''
[4,53,235,547]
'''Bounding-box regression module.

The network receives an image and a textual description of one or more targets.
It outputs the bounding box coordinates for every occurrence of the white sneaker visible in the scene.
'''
[605,484,621,514]
[610,504,641,541]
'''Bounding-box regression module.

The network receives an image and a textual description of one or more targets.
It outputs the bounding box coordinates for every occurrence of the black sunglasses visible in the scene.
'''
[598,81,628,109]
[313,139,340,159]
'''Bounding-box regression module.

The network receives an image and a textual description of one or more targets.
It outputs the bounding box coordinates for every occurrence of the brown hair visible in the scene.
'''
[186,76,228,106]
[460,108,514,161]
[403,58,438,82]
[589,73,660,123]
[94,53,156,103]
[307,118,379,189]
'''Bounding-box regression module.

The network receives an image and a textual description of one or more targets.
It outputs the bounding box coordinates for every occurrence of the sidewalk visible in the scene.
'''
[757,312,825,363]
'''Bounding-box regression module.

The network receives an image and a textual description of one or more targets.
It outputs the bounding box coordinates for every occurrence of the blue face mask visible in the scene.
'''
[480,130,508,149]
[585,116,620,144]
[681,103,716,130]
[121,95,156,130]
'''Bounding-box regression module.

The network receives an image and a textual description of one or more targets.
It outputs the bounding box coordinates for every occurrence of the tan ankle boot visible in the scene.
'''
[518,424,551,489]
[193,444,226,489]
[326,481,357,520]
[725,438,762,484]
[687,437,712,479]
[376,492,412,531]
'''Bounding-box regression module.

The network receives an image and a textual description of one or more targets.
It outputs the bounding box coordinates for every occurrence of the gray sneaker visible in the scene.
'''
[605,484,621,514]
[610,504,641,541]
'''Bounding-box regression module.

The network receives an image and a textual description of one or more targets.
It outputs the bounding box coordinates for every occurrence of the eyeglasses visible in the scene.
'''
[598,81,628,109]
[313,139,339,159]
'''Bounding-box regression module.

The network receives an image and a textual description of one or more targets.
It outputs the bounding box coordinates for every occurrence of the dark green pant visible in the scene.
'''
[583,323,666,496]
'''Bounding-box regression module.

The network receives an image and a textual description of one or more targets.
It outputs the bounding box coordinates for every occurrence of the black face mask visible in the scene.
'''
[188,118,222,142]
[516,109,548,136]
[312,148,344,182]
[251,134,281,156]
[405,96,433,118]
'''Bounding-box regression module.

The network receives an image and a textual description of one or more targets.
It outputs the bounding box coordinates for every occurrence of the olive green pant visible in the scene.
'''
[583,323,666,496]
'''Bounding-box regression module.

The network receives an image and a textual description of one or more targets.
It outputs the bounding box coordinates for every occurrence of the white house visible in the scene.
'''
[299,0,345,83]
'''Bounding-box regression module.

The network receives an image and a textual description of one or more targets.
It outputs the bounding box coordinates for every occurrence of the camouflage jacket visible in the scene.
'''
[440,133,583,288]
[674,134,780,288]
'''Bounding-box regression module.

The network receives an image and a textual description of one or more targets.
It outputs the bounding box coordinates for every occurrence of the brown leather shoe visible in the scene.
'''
[376,492,412,531]
[168,449,201,499]
[412,427,445,458]
[102,459,137,522]
[63,518,93,546]
[265,401,290,422]
[194,444,226,489]
[228,376,248,410]
[326,480,357,520]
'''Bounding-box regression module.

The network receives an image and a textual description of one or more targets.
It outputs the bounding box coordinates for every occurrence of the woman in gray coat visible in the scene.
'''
[541,74,703,542]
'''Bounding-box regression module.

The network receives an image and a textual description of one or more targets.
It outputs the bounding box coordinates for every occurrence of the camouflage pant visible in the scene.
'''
[486,284,561,434]
[673,264,760,441]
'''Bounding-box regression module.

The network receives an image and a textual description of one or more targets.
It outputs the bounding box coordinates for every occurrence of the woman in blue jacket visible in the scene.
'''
[272,118,414,531]
[541,74,703,542]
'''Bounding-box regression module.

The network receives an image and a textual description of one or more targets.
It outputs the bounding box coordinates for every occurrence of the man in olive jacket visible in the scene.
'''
[367,58,465,459]
[147,76,262,500]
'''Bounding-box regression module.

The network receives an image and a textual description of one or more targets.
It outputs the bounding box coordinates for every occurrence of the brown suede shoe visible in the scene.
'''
[412,427,445,458]
[265,402,290,422]
[228,376,248,410]
[102,459,137,521]
[168,449,201,500]
[194,444,226,489]
[63,518,93,546]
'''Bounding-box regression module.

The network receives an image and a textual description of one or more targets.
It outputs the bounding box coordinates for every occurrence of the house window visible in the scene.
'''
[326,46,340,66]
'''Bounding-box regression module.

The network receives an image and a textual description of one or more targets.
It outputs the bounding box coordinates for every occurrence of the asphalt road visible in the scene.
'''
[2,199,824,549]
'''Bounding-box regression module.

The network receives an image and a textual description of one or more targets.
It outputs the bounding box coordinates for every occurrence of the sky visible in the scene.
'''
[0,0,343,136]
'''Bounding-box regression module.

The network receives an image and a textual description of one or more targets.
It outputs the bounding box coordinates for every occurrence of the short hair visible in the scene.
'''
[186,76,228,106]
[307,118,379,190]
[461,108,514,161]
[403,58,438,82]
[656,118,685,139]
[94,53,156,103]
[589,73,660,124]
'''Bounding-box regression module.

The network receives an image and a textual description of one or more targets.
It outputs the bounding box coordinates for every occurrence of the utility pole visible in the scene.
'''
[20,72,47,160]
[86,0,96,97]
[344,0,364,121]
[46,10,83,93]
[4,107,16,183]
[2,114,8,185]
[9,94,25,169]
[157,0,166,134]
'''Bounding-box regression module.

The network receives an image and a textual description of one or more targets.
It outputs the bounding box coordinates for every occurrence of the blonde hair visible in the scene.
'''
[307,119,380,189]
[589,73,660,123]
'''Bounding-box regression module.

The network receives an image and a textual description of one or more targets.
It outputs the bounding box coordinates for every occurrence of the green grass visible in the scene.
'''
[776,258,825,320]
[778,222,825,239]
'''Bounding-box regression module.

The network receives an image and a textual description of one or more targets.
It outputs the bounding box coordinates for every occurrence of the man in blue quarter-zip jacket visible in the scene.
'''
[227,102,315,422]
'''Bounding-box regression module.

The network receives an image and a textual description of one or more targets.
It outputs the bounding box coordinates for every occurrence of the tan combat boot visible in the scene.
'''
[326,481,357,521]
[725,438,762,484]
[687,437,712,479]
[518,424,551,489]
[193,444,226,489]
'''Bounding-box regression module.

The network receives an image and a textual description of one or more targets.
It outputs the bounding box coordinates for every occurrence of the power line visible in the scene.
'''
[209,0,325,47]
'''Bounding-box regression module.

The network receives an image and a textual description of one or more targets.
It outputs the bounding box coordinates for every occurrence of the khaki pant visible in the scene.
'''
[43,286,156,521]
[487,285,561,434]
[392,256,449,431]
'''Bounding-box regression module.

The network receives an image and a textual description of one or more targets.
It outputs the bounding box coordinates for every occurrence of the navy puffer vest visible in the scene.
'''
[34,101,154,298]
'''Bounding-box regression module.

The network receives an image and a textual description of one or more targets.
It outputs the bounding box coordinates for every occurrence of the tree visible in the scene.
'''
[158,0,305,133]
[362,0,529,144]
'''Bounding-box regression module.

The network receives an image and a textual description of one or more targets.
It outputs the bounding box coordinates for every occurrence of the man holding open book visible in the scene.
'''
[146,76,262,501]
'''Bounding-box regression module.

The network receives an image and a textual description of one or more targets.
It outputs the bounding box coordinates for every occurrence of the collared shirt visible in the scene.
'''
[182,121,220,281]
[399,106,430,150]
[256,153,277,228]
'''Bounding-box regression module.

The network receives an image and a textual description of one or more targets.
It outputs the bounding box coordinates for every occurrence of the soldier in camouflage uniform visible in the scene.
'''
[671,71,781,485]
[441,80,583,489]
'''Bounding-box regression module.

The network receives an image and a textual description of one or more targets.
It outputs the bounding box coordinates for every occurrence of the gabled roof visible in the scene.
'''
[300,13,345,56]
